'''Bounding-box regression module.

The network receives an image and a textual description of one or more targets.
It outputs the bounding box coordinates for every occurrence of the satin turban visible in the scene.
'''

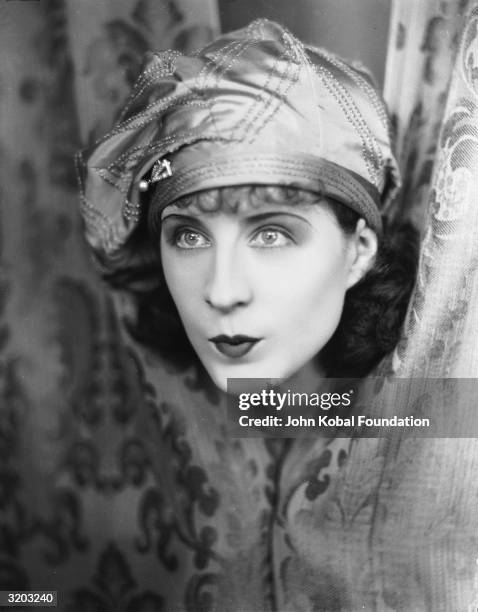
[78,19,400,272]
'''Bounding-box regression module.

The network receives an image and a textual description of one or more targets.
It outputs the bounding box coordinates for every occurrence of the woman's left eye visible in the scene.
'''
[249,228,292,248]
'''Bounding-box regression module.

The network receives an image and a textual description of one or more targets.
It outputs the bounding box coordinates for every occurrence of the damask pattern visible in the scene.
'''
[1,0,223,610]
[384,0,469,229]
[389,0,478,378]
[66,0,218,142]
[67,544,165,612]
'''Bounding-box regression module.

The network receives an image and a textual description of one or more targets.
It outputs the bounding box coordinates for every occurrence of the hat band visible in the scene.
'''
[150,151,382,233]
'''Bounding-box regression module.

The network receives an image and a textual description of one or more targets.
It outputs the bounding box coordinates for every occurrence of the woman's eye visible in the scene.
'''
[175,230,210,249]
[250,228,292,248]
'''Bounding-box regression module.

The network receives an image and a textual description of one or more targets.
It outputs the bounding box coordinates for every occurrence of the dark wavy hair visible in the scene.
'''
[106,185,419,379]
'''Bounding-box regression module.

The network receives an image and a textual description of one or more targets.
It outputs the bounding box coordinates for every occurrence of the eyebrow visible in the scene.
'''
[160,211,312,226]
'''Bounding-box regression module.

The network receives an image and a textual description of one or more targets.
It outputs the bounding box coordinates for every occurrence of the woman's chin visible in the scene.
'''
[205,364,279,394]
[210,376,230,393]
[204,360,322,395]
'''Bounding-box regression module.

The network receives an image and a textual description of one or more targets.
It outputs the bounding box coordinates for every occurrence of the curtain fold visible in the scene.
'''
[66,0,219,142]
[384,0,466,229]
[0,1,221,609]
[384,0,478,376]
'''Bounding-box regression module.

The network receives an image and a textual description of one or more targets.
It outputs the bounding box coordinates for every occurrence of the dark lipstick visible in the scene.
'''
[209,334,261,358]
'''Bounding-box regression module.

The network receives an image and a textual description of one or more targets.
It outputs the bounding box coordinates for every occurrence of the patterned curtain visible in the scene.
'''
[3,0,478,610]
[0,1,221,610]
[384,0,467,229]
[341,2,478,610]
[384,0,478,377]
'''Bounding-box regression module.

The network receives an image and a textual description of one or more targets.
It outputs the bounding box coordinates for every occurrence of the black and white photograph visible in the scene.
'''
[1,0,478,610]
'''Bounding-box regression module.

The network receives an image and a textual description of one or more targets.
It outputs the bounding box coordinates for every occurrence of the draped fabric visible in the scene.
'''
[2,1,478,611]
[385,0,478,377]
[384,0,467,230]
[0,2,225,610]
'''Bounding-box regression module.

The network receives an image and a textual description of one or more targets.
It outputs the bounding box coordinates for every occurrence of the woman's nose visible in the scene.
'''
[204,247,252,313]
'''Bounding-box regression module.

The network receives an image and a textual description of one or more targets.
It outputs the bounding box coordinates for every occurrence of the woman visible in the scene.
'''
[79,18,416,387]
[78,18,418,611]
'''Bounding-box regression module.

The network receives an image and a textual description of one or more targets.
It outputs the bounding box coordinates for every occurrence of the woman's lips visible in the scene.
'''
[209,334,261,358]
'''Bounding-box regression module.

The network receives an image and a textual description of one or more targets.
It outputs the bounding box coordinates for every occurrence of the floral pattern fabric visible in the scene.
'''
[383,0,468,229]
[385,0,478,378]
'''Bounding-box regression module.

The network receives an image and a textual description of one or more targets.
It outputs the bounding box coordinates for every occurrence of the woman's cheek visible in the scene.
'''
[162,250,204,296]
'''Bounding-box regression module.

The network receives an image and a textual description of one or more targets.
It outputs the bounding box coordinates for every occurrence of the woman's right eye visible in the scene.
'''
[174,229,211,249]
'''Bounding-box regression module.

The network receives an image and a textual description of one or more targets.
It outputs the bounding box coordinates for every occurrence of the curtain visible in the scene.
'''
[0,1,221,609]
[385,0,478,376]
[336,2,478,609]
[2,1,478,610]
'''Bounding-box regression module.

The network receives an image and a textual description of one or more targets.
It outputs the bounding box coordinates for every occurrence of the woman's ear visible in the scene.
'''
[346,218,378,289]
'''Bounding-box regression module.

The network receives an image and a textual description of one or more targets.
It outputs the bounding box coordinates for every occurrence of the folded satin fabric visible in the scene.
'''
[77,18,400,277]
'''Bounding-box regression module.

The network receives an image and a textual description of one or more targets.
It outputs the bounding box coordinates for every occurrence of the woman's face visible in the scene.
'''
[160,189,369,392]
